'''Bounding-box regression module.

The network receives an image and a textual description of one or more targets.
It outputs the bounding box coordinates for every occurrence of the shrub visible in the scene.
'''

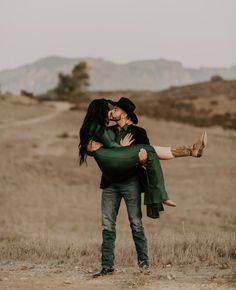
[211,75,223,82]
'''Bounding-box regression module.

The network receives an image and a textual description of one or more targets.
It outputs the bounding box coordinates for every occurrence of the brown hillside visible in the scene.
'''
[83,79,236,130]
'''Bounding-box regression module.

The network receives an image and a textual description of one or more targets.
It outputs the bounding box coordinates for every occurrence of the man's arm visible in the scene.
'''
[127,125,150,165]
[87,140,103,155]
[138,128,150,144]
[128,126,150,145]
[139,148,148,166]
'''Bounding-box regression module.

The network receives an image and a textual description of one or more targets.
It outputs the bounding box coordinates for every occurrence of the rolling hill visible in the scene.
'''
[0,56,235,94]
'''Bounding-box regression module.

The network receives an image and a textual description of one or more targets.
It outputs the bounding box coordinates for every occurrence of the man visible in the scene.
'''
[88,97,151,277]
[87,97,206,278]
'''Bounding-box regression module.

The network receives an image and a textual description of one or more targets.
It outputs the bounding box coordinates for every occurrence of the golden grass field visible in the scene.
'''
[0,94,236,289]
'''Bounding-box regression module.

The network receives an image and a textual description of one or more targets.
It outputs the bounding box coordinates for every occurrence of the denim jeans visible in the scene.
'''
[101,176,149,269]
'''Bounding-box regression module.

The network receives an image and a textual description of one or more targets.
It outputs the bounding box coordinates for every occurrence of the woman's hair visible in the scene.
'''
[79,98,109,165]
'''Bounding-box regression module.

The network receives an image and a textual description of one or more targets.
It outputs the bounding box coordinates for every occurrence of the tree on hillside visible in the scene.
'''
[71,62,90,94]
[55,61,90,99]
[211,75,223,82]
[56,73,75,95]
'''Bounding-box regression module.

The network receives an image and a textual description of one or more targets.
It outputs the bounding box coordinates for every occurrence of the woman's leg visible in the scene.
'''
[143,146,176,207]
[94,145,176,207]
[153,146,174,160]
[154,132,207,159]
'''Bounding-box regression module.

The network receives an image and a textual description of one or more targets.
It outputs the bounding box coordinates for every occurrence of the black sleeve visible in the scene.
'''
[137,128,150,145]
[129,126,150,145]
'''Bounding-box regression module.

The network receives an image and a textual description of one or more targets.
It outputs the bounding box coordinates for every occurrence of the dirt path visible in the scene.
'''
[0,101,72,130]
[0,263,235,290]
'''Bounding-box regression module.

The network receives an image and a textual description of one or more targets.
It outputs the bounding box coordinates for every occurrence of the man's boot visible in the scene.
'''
[93,268,114,278]
[171,132,207,158]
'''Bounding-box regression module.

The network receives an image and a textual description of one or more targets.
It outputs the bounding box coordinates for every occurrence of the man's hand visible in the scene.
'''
[138,148,148,166]
[87,140,103,152]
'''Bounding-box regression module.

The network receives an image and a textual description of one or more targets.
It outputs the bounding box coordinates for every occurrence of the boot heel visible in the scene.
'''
[196,131,207,157]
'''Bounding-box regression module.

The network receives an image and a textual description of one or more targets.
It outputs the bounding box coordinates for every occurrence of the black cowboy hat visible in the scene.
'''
[108,97,138,124]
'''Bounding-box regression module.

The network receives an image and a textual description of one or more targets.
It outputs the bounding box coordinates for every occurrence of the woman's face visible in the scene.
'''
[107,110,112,120]
[107,103,114,120]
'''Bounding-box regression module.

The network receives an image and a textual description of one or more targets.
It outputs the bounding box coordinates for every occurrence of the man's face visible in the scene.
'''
[109,105,127,121]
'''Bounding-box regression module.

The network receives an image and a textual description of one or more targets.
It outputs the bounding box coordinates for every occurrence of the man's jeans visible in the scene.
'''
[101,177,149,269]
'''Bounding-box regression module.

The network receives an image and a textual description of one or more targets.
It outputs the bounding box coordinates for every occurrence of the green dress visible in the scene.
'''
[90,124,169,217]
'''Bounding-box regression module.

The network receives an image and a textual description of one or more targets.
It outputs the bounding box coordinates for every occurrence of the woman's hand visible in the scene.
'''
[120,133,135,146]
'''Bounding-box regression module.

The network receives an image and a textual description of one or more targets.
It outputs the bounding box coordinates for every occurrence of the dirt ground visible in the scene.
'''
[1,261,235,290]
[0,97,235,290]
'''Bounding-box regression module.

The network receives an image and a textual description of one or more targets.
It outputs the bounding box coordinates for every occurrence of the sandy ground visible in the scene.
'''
[0,262,235,290]
[0,97,236,289]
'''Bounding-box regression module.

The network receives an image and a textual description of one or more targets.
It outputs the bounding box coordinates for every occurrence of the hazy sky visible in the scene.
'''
[1,0,236,70]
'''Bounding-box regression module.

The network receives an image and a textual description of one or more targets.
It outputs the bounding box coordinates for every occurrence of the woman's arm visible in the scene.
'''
[98,128,121,148]
[89,123,120,149]
[96,128,134,148]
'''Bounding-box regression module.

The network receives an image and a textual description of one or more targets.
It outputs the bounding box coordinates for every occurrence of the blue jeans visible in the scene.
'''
[101,177,149,269]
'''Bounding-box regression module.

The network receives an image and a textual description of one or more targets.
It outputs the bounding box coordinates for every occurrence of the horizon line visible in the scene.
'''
[0,55,235,72]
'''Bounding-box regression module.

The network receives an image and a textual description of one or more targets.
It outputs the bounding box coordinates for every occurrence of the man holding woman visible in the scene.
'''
[79,97,207,277]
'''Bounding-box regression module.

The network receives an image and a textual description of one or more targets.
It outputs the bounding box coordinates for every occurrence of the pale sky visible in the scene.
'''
[1,0,236,70]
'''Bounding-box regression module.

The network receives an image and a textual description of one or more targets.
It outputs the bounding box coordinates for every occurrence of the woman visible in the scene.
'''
[79,99,187,208]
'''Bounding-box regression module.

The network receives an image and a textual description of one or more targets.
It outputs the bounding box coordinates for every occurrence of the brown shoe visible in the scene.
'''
[139,262,151,275]
[140,265,151,275]
[92,268,114,278]
[171,132,207,158]
[163,199,177,207]
[191,131,207,158]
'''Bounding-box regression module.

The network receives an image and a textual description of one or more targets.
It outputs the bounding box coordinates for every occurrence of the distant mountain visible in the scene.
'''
[0,56,235,94]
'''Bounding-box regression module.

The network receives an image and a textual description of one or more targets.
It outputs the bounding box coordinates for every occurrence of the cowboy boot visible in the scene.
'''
[171,132,207,158]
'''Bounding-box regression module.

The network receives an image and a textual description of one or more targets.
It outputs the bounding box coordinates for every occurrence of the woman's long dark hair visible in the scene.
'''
[79,98,109,165]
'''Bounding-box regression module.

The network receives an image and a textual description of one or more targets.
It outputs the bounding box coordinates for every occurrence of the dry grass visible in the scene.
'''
[0,96,236,289]
[0,230,235,268]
